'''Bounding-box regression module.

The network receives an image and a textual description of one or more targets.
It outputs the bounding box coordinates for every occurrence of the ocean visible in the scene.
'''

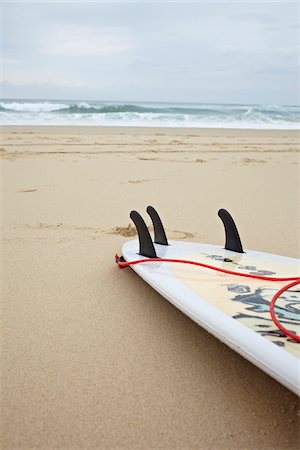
[0,99,299,129]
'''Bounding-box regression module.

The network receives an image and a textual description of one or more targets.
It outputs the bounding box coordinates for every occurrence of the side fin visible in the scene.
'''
[147,206,169,245]
[130,210,157,258]
[218,209,244,253]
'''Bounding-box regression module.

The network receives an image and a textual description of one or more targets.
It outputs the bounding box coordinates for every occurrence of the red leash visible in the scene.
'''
[115,254,300,342]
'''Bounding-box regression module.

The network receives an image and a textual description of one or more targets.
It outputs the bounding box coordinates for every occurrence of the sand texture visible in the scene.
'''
[1,126,299,449]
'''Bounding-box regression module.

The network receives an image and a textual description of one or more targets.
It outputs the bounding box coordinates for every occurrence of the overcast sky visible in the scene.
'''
[1,2,299,104]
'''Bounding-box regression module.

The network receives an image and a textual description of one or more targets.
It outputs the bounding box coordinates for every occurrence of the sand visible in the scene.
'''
[1,125,299,449]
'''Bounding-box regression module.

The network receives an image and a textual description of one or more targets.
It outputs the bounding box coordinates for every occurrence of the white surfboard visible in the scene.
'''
[121,235,300,395]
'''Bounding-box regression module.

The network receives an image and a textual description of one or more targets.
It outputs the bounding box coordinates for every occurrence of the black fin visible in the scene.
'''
[147,206,169,245]
[130,210,157,258]
[218,209,244,253]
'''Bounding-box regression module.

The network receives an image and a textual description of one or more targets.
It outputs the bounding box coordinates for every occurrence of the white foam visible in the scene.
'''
[0,100,299,129]
[0,101,69,112]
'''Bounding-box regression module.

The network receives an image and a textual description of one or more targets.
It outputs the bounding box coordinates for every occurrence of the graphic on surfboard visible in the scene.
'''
[171,250,299,358]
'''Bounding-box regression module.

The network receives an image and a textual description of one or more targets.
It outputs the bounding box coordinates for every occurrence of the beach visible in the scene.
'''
[1,125,299,449]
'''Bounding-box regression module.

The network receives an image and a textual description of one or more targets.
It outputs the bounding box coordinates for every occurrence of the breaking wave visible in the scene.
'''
[0,99,299,129]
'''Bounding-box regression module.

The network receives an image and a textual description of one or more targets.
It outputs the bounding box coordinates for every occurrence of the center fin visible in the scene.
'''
[147,206,169,246]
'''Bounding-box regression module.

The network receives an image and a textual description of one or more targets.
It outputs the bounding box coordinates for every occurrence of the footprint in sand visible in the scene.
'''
[108,224,194,240]
[118,179,151,185]
[166,230,195,240]
[137,157,157,161]
[137,157,206,164]
[240,158,266,165]
[126,179,151,184]
[169,140,183,145]
[18,188,37,193]
[109,224,137,237]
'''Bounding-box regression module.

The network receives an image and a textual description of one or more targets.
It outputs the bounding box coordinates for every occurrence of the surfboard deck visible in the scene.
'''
[122,239,300,395]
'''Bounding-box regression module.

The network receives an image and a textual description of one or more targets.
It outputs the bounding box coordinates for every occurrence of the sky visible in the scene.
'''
[1,1,299,105]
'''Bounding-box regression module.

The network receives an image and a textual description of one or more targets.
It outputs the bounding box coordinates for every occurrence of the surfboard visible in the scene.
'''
[117,207,300,395]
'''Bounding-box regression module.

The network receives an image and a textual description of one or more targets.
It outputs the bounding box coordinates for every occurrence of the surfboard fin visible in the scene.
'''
[147,206,169,246]
[218,209,244,253]
[130,210,157,258]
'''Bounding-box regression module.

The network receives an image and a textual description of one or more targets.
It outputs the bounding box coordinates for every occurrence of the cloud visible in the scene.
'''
[43,25,134,57]
[1,2,299,104]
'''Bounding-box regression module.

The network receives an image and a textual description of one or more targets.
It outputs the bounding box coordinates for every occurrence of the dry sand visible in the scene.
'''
[1,125,299,449]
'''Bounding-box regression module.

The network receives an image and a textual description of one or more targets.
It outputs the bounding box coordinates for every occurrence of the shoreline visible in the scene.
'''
[1,124,299,133]
[1,124,299,139]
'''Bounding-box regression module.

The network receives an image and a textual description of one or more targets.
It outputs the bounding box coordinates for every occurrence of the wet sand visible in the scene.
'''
[1,126,299,449]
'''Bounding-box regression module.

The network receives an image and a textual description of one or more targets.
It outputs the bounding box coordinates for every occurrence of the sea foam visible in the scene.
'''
[0,99,299,129]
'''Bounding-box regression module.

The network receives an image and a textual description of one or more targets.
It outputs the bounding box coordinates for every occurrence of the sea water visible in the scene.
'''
[0,99,299,129]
